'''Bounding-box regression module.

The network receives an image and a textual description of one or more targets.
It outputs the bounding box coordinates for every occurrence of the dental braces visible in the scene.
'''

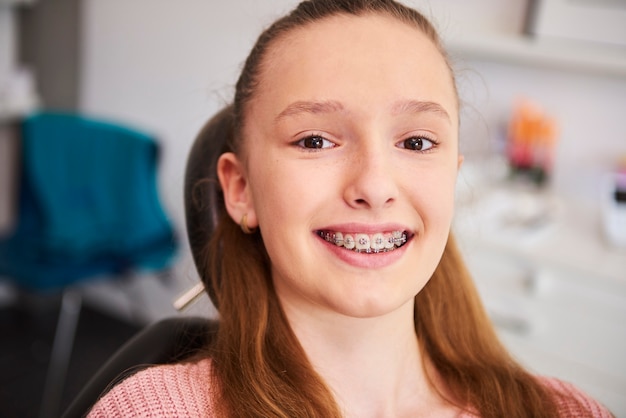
[319,231,407,253]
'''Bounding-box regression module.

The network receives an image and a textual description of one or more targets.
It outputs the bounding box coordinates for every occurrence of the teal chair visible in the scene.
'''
[0,112,177,418]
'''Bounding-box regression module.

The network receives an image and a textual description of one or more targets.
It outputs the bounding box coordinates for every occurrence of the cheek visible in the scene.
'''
[249,165,285,224]
[408,167,458,226]
[248,157,324,228]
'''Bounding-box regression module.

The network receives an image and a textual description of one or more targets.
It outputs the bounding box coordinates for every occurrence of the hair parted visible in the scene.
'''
[189,0,572,416]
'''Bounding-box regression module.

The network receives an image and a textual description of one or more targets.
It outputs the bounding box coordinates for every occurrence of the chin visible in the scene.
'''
[330,292,417,320]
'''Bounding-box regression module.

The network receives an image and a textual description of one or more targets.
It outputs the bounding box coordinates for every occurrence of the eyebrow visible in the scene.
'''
[275,100,345,122]
[391,99,452,124]
[274,99,452,124]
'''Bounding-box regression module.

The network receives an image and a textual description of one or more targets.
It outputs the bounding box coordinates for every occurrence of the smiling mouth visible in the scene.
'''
[317,230,408,253]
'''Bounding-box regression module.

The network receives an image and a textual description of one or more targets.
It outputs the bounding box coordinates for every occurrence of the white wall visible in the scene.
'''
[80,0,297,232]
[79,0,299,319]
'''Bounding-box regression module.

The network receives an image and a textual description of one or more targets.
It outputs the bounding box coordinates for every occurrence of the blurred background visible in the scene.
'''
[0,0,624,416]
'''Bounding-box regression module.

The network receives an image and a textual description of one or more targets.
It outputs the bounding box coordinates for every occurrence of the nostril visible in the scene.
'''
[351,196,395,208]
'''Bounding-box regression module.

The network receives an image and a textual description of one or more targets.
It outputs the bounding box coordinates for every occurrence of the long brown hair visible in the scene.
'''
[193,1,567,416]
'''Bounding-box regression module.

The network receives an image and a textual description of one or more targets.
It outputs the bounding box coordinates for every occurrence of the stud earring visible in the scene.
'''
[240,213,256,234]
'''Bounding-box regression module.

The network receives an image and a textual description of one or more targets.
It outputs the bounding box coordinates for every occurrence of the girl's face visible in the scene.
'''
[220,14,461,320]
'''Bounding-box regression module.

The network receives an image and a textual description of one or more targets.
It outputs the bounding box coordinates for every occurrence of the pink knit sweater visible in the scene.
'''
[87,358,613,417]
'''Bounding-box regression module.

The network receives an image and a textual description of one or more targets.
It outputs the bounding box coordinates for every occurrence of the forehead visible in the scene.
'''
[251,13,457,119]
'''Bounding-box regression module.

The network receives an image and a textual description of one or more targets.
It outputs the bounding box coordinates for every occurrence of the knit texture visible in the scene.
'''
[87,359,214,417]
[87,358,613,417]
[548,378,614,418]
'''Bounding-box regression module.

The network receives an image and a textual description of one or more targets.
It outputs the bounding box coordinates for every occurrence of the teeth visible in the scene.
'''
[371,233,385,251]
[384,234,395,250]
[355,234,370,251]
[344,234,355,250]
[319,230,407,253]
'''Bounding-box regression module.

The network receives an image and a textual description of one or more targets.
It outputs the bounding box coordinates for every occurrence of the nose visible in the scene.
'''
[343,140,399,210]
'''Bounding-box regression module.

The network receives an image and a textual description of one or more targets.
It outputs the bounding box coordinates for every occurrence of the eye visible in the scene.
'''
[297,135,335,150]
[398,136,436,151]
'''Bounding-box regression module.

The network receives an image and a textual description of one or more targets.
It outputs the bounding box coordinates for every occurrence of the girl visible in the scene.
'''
[89,1,613,416]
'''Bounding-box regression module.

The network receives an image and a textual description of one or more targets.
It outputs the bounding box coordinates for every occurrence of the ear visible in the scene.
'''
[457,154,464,170]
[217,152,258,229]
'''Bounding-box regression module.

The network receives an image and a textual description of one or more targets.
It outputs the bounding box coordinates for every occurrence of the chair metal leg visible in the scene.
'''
[39,289,82,418]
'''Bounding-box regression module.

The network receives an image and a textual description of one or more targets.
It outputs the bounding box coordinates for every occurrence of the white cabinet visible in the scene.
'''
[455,184,626,415]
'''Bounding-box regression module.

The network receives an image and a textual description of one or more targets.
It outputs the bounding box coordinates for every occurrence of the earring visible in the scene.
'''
[240,213,256,234]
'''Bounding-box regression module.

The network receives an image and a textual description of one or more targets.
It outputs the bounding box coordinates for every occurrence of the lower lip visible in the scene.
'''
[316,233,410,269]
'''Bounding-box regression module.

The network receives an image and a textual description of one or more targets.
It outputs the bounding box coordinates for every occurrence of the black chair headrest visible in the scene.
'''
[183,105,234,306]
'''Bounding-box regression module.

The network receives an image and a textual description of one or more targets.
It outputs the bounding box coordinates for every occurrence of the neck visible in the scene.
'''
[283,299,450,417]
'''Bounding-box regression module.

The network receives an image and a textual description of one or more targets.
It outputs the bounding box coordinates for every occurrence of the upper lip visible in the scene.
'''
[316,222,412,234]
